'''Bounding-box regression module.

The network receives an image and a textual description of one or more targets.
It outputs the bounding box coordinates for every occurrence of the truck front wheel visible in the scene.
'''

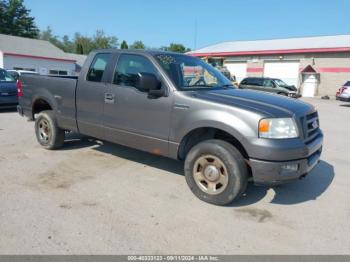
[35,110,65,150]
[184,139,248,205]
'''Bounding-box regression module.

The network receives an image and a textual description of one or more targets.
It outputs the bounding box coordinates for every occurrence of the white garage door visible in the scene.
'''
[264,61,300,87]
[224,62,247,83]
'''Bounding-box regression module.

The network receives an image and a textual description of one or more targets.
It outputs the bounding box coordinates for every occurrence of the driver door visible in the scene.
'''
[263,79,278,93]
[103,54,172,156]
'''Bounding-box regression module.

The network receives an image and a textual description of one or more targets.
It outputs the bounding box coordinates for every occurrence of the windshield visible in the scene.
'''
[154,54,233,90]
[274,79,289,87]
[0,69,15,83]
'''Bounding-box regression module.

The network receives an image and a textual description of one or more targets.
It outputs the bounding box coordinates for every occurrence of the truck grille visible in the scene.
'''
[302,111,321,144]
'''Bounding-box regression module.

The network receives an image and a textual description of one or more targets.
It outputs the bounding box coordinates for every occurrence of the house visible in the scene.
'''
[0,34,81,76]
[189,35,350,97]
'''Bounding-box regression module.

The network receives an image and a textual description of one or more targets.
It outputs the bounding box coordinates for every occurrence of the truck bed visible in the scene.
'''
[19,74,79,131]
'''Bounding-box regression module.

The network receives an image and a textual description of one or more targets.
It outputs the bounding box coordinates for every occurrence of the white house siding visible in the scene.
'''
[3,55,76,76]
[223,61,247,83]
[263,61,300,87]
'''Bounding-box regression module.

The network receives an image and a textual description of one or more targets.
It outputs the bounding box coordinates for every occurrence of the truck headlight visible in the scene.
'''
[259,118,298,139]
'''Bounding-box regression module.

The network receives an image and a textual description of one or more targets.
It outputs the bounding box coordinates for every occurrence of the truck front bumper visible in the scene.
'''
[248,133,323,185]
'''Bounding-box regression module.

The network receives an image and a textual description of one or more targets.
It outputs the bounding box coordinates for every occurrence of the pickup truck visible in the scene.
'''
[17,49,323,205]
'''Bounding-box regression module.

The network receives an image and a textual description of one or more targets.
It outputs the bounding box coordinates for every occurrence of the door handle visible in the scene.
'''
[104,93,115,104]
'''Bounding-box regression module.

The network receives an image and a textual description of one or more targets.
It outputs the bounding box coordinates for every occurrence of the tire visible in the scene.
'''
[184,139,248,205]
[35,110,65,150]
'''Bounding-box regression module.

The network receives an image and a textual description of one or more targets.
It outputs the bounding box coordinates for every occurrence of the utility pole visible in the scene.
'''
[194,19,198,51]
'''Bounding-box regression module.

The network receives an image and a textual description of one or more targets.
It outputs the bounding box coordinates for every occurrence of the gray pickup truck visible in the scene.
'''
[17,49,323,205]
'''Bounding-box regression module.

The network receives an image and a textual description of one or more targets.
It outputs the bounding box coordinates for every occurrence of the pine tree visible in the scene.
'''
[120,40,128,49]
[0,0,39,38]
[130,40,145,50]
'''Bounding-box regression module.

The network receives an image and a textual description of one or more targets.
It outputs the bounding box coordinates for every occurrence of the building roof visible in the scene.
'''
[188,35,350,57]
[66,53,87,67]
[0,34,76,62]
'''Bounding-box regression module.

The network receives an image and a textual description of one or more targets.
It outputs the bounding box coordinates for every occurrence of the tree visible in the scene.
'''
[166,43,191,53]
[0,0,39,38]
[120,40,128,49]
[61,35,75,53]
[40,26,63,48]
[130,40,145,50]
[74,33,94,55]
[92,30,118,50]
[39,27,119,54]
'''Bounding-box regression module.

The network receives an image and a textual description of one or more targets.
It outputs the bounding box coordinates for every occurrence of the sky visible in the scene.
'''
[24,0,350,50]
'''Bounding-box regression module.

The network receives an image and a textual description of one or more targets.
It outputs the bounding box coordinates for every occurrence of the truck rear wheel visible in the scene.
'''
[35,110,65,150]
[184,139,248,205]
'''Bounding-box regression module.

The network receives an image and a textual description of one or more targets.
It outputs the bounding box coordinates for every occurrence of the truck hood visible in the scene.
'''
[191,89,313,117]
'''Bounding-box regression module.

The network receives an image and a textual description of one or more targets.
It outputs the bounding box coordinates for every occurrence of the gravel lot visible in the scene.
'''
[0,98,349,255]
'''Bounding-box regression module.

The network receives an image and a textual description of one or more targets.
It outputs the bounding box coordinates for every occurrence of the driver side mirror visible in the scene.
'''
[135,72,165,97]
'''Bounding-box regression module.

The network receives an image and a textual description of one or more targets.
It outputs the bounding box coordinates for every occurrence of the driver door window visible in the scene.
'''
[263,79,276,93]
[113,54,158,91]
[263,79,275,88]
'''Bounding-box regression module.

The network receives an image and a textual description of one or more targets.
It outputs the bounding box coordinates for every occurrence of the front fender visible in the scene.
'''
[172,109,257,149]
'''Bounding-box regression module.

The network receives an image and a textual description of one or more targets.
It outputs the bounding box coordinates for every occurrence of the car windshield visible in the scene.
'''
[274,79,289,87]
[0,69,15,82]
[154,54,233,90]
[344,81,350,86]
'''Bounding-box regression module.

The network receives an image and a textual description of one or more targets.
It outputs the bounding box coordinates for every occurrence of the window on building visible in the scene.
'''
[49,70,68,76]
[87,53,112,82]
[49,70,59,75]
[113,54,158,91]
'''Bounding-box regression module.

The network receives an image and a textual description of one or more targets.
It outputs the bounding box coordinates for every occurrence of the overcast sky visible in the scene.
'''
[25,0,350,50]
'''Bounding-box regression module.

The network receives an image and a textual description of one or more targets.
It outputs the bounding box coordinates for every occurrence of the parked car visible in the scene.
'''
[336,81,350,102]
[208,61,238,86]
[0,68,18,108]
[7,70,38,81]
[17,50,323,205]
[239,77,300,98]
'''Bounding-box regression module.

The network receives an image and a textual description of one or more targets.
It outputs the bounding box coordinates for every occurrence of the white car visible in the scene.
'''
[6,70,38,81]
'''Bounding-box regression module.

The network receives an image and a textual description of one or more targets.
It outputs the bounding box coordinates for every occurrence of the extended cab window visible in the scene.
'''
[113,54,158,91]
[86,53,112,82]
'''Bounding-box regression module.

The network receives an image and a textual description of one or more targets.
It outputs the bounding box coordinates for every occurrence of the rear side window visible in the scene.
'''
[240,79,248,85]
[345,81,350,86]
[245,78,263,86]
[87,53,112,82]
[113,54,158,91]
